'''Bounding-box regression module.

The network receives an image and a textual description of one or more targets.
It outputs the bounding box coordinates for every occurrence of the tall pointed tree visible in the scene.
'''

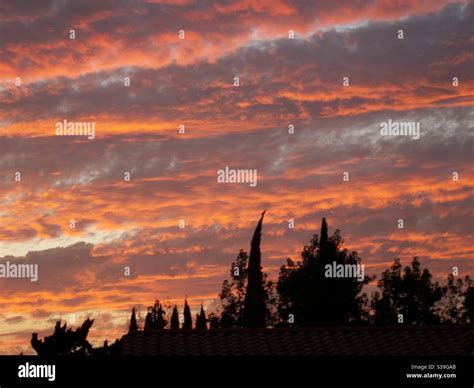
[182,299,193,329]
[195,313,201,328]
[129,307,138,333]
[156,303,166,329]
[320,217,328,251]
[242,210,267,328]
[170,305,179,330]
[199,304,207,329]
[219,248,276,328]
[195,304,207,330]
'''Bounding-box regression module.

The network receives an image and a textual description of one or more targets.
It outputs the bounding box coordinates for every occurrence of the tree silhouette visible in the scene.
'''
[435,274,467,323]
[435,274,474,323]
[92,339,122,356]
[182,299,192,329]
[31,319,94,356]
[277,218,371,326]
[208,312,220,329]
[219,212,275,328]
[33,213,473,357]
[195,304,207,330]
[242,211,267,328]
[371,258,443,324]
[144,300,167,331]
[129,307,138,332]
[170,305,180,330]
[464,279,474,323]
[31,318,122,356]
[219,249,248,327]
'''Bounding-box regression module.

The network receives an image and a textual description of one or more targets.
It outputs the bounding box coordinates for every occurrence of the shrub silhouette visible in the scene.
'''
[31,319,94,356]
[32,318,122,356]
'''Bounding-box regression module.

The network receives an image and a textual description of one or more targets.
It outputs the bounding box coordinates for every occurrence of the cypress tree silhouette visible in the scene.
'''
[144,311,153,330]
[129,307,138,333]
[242,210,267,328]
[219,247,275,328]
[195,313,200,328]
[320,217,328,251]
[156,302,166,329]
[200,304,207,329]
[170,305,180,330]
[183,299,193,329]
[195,304,207,329]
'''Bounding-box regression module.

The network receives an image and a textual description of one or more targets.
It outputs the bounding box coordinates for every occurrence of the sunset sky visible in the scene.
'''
[0,0,473,354]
